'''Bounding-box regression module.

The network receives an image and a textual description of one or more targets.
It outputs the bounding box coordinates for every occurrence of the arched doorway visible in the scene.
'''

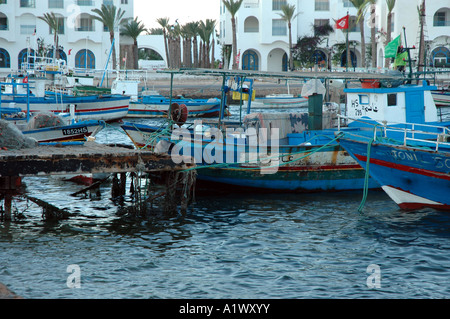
[18,48,35,69]
[75,49,95,69]
[430,46,450,68]
[0,48,10,68]
[312,50,327,68]
[340,50,357,68]
[242,50,259,70]
[282,52,288,71]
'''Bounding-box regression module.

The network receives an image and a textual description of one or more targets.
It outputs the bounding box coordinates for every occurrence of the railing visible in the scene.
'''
[338,115,450,152]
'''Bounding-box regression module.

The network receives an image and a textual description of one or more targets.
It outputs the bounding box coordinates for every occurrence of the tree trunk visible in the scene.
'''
[288,22,293,71]
[211,34,215,68]
[134,40,139,70]
[359,17,366,68]
[385,13,392,68]
[110,31,116,69]
[193,36,199,68]
[54,32,60,59]
[371,4,377,68]
[231,17,238,69]
[163,30,170,68]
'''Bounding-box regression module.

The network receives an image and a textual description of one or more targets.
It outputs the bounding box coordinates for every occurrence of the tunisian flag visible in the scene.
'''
[336,15,349,29]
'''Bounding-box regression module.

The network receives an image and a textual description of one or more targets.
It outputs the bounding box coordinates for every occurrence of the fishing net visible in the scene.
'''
[26,112,65,130]
[0,120,37,149]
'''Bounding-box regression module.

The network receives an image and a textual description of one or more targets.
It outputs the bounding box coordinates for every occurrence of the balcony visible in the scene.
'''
[20,0,36,8]
[77,0,94,6]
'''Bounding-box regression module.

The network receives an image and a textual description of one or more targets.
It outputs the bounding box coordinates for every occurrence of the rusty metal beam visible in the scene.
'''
[0,142,192,177]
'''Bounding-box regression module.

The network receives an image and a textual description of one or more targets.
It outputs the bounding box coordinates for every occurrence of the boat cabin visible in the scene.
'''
[345,80,438,124]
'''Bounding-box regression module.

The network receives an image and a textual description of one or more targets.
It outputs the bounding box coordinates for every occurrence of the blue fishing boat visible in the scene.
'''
[338,120,450,211]
[121,71,447,193]
[127,94,222,118]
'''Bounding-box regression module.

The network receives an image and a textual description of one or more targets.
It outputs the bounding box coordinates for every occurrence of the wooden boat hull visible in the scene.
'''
[432,91,450,107]
[339,137,450,211]
[22,120,105,143]
[121,122,380,192]
[253,94,308,108]
[127,97,221,118]
[1,94,130,122]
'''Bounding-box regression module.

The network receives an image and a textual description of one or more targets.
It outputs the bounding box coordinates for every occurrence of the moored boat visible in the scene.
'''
[338,119,450,210]
[127,94,222,118]
[2,75,129,122]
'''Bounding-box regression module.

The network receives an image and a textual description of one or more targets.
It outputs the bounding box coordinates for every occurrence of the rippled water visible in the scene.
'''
[1,109,450,299]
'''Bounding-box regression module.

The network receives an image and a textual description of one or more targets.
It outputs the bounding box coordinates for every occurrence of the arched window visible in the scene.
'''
[244,16,259,33]
[18,48,35,69]
[75,49,95,69]
[433,8,450,27]
[431,46,450,67]
[0,48,10,68]
[242,50,259,70]
[0,13,8,31]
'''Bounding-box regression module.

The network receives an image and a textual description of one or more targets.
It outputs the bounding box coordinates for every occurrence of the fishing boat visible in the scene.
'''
[121,70,447,193]
[1,81,105,144]
[2,75,130,122]
[338,119,450,211]
[252,79,308,109]
[432,88,450,107]
[20,114,105,143]
[127,94,222,118]
[252,94,308,109]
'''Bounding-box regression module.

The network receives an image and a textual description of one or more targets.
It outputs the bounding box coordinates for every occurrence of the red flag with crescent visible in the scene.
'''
[336,15,349,29]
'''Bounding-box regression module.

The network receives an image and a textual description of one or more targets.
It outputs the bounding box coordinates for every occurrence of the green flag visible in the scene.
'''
[394,51,409,67]
[385,35,401,58]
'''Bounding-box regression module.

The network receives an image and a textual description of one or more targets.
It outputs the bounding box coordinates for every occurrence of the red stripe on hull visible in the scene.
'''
[355,155,450,181]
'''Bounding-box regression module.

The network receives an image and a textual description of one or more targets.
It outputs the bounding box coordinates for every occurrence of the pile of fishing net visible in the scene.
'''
[26,112,65,130]
[0,120,37,149]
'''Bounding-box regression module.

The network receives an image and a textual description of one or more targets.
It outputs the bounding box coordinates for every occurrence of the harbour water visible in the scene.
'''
[1,109,450,299]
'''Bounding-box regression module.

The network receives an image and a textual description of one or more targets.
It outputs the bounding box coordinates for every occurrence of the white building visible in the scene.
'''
[0,0,134,74]
[219,0,450,72]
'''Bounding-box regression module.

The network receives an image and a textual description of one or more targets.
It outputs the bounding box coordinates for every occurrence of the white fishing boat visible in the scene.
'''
[2,73,129,123]
[252,94,308,109]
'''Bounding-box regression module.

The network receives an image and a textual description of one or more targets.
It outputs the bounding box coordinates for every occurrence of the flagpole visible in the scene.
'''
[346,11,349,72]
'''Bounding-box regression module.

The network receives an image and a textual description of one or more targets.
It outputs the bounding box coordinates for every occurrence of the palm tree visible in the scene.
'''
[91,4,125,70]
[199,19,217,68]
[157,17,171,68]
[385,0,396,68]
[121,17,147,69]
[38,12,61,60]
[365,0,377,68]
[185,21,200,67]
[222,0,244,69]
[278,4,299,71]
[350,0,368,68]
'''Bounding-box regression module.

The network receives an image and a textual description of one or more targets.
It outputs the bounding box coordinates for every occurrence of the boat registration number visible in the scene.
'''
[62,127,89,135]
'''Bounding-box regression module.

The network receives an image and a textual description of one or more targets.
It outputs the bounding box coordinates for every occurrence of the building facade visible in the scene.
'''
[219,0,450,72]
[0,0,134,74]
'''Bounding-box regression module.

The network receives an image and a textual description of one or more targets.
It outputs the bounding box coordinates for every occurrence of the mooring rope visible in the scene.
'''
[180,132,344,172]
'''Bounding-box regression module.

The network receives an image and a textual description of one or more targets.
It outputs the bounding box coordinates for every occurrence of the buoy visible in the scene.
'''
[169,103,189,126]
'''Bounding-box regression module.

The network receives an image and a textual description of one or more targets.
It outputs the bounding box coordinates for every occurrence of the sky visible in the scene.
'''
[134,0,221,30]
